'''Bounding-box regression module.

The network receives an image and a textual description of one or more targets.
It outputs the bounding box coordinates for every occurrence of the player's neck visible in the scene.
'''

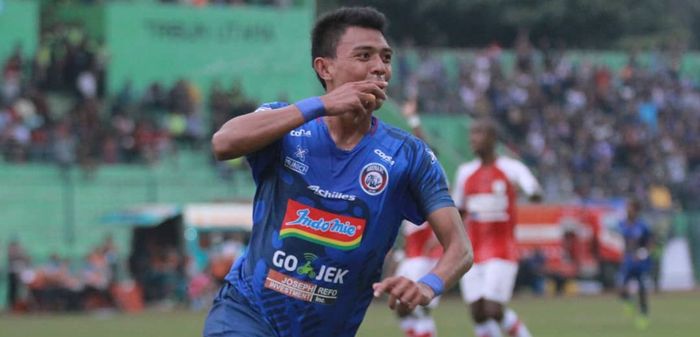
[479,152,497,164]
[324,114,372,151]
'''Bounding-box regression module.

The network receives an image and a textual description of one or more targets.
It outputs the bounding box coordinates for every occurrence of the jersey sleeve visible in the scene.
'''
[245,102,289,185]
[451,164,471,211]
[511,159,542,197]
[403,141,454,224]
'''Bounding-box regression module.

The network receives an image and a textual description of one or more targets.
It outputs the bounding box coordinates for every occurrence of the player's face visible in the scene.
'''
[327,26,392,88]
[626,202,638,220]
[469,124,495,156]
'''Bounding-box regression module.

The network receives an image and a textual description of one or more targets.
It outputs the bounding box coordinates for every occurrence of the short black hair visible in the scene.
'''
[470,116,499,138]
[311,7,388,89]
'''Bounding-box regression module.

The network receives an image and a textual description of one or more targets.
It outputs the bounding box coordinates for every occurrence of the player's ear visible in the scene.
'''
[313,57,334,83]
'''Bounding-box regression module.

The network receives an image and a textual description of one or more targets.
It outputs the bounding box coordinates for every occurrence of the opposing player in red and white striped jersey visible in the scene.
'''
[452,118,542,337]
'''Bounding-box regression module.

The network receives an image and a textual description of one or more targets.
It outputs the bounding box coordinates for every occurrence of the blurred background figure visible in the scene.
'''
[618,198,653,330]
[7,238,29,312]
[453,118,542,337]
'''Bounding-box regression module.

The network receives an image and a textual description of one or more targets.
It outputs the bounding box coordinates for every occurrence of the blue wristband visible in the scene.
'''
[295,97,326,122]
[418,273,444,297]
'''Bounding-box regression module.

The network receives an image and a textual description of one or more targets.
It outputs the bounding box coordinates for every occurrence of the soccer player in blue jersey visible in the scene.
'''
[618,198,652,329]
[203,6,473,337]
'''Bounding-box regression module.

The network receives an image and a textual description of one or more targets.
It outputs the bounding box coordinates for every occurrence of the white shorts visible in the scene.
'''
[395,256,440,308]
[459,259,518,304]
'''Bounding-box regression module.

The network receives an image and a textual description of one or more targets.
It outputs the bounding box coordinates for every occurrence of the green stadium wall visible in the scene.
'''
[0,0,38,62]
[0,151,256,259]
[105,3,319,100]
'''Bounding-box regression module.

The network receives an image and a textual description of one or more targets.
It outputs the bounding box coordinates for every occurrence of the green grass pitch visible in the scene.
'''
[2,291,698,337]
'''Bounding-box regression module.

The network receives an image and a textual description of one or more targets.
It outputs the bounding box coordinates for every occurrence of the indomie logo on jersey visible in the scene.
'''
[281,200,366,250]
[359,162,388,196]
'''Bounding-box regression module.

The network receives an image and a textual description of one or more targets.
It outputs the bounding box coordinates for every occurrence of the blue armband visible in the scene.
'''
[418,273,444,297]
[295,97,326,122]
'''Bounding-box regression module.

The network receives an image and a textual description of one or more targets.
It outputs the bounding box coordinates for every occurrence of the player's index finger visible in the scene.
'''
[357,81,387,99]
[372,282,387,297]
[373,277,399,296]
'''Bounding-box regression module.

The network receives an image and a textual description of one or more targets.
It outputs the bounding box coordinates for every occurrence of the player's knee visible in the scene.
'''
[471,311,488,323]
[396,309,412,319]
[470,304,488,323]
[483,302,504,321]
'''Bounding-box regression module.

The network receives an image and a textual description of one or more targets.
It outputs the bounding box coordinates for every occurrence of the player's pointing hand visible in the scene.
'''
[373,276,435,313]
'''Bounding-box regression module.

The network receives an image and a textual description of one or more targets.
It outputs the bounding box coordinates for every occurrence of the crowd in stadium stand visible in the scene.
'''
[0,24,231,176]
[396,37,694,210]
[6,231,249,313]
[7,237,119,312]
[3,28,694,203]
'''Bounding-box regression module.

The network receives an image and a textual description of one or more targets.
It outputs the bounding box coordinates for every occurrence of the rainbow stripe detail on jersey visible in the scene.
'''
[281,199,365,250]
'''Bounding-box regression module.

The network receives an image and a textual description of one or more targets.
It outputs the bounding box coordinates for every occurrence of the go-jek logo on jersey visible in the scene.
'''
[272,250,349,284]
[281,199,365,250]
[359,163,389,196]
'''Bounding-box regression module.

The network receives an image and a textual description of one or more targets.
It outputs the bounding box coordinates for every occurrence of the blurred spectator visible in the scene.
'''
[397,35,700,210]
[208,80,257,179]
[81,248,114,310]
[209,232,245,285]
[1,23,230,173]
[517,249,546,296]
[7,239,29,311]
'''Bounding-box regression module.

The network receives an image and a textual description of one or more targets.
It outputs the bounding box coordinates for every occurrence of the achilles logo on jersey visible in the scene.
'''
[285,156,308,175]
[290,129,311,137]
[271,250,349,284]
[373,149,395,166]
[359,163,389,196]
[281,199,365,250]
[307,185,357,201]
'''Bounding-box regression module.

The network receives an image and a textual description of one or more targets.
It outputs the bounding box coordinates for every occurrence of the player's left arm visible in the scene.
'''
[512,159,543,202]
[424,206,473,290]
[373,140,472,313]
[373,207,472,313]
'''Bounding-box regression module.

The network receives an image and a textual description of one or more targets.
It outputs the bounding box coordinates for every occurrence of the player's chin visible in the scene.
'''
[374,99,385,111]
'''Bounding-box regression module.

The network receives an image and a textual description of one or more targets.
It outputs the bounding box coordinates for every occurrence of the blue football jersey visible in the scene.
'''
[619,218,651,261]
[224,102,453,337]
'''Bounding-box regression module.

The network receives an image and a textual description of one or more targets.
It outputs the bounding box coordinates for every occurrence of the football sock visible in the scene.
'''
[474,320,503,337]
[399,316,417,337]
[412,316,437,337]
[500,308,532,337]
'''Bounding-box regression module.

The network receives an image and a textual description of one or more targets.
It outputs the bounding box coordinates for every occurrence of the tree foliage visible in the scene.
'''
[325,0,700,49]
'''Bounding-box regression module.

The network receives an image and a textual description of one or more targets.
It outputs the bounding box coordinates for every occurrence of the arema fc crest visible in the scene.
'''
[359,163,388,196]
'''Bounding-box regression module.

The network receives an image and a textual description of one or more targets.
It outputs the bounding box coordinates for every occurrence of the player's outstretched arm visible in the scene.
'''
[424,206,473,290]
[211,79,387,161]
[212,104,306,160]
[373,207,472,312]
